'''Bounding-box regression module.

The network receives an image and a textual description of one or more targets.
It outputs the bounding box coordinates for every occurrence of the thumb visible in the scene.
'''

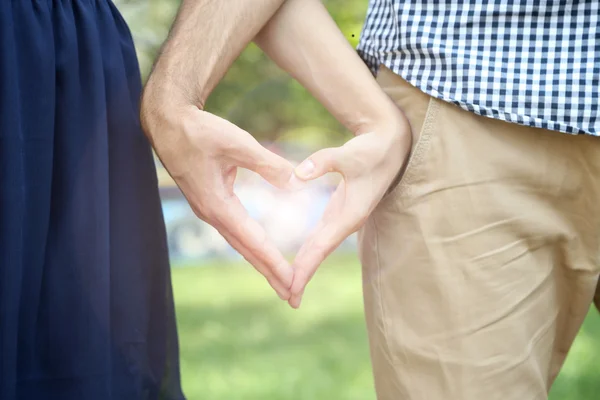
[295,147,343,181]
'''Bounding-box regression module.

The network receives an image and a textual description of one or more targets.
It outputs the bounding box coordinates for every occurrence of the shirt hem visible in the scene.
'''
[364,55,599,137]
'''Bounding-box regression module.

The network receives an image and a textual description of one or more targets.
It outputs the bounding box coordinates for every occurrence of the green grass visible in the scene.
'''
[172,254,600,400]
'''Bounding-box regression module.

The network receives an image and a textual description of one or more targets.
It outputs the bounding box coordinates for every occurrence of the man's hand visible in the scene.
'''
[255,0,413,307]
[140,0,296,298]
[288,117,411,308]
[141,100,299,300]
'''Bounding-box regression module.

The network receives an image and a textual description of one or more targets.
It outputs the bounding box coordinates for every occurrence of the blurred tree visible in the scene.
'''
[115,0,369,146]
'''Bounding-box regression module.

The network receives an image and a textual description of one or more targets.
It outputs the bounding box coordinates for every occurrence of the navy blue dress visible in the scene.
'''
[0,1,184,399]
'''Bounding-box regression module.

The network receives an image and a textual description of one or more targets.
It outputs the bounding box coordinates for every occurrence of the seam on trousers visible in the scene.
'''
[396,97,440,203]
[369,94,441,399]
[372,213,411,399]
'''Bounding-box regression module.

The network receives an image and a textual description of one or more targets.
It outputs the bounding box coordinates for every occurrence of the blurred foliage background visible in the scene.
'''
[116,0,367,148]
[113,1,600,399]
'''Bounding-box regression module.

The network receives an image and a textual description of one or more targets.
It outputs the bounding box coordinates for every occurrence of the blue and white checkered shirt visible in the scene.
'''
[357,0,599,136]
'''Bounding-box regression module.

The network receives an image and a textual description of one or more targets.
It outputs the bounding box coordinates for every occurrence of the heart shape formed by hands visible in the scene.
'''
[146,105,411,308]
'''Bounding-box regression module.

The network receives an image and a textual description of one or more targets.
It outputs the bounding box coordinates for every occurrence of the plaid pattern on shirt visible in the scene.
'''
[357,0,600,136]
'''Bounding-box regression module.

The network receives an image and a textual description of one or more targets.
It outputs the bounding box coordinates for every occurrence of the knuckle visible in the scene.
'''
[205,207,225,226]
[257,160,285,179]
[191,197,219,223]
[190,205,210,223]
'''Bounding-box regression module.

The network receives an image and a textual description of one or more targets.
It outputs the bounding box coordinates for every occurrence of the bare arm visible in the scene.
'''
[254,0,403,135]
[141,0,299,300]
[255,0,412,307]
[144,0,286,111]
[141,0,411,306]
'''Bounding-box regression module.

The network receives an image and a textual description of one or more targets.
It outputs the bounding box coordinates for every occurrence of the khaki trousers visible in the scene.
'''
[358,66,600,400]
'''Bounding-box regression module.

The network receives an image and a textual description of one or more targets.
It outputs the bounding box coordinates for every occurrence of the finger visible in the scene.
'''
[220,168,290,299]
[289,221,355,307]
[212,194,295,289]
[217,215,293,299]
[288,223,346,308]
[219,229,291,300]
[225,132,301,190]
[318,180,347,225]
[294,147,343,181]
[288,182,348,308]
[289,188,365,306]
[288,222,347,308]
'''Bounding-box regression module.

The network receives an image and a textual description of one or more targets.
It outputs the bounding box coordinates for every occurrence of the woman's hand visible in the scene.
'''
[288,115,412,308]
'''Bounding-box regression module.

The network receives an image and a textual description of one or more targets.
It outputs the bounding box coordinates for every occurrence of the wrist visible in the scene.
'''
[142,68,198,114]
[140,80,197,143]
[350,104,412,175]
[144,59,207,110]
[352,102,410,139]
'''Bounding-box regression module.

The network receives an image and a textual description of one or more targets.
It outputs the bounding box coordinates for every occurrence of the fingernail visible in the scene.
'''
[295,160,315,180]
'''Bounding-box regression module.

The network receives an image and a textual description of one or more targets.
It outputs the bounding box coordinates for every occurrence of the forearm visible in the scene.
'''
[144,0,285,111]
[254,0,404,135]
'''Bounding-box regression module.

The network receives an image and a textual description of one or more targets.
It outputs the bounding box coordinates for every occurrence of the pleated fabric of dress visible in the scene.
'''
[0,1,185,399]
